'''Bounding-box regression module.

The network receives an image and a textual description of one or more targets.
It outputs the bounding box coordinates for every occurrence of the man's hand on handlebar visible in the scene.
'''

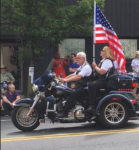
[59,78,67,83]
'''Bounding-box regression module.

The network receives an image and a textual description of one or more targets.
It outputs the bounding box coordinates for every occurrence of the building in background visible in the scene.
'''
[58,0,139,72]
[104,0,139,72]
[0,36,21,90]
[1,0,139,94]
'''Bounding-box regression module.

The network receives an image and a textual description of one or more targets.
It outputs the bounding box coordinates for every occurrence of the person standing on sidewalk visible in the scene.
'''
[69,53,79,73]
[51,51,68,78]
[131,50,139,94]
[0,65,15,83]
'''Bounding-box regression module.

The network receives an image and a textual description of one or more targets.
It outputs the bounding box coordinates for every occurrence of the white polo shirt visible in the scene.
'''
[131,58,139,73]
[74,62,92,77]
[100,59,113,71]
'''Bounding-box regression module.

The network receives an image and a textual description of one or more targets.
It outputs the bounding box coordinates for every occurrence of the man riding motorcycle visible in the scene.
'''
[34,51,92,122]
[58,52,92,117]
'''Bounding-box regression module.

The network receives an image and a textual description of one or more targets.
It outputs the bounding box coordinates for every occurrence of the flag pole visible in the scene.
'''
[93,1,96,62]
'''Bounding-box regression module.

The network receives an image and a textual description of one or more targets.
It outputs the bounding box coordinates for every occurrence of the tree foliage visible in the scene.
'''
[1,0,104,62]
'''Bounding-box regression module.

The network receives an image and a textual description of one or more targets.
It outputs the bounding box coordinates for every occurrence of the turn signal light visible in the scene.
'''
[131,82,137,88]
[130,99,137,104]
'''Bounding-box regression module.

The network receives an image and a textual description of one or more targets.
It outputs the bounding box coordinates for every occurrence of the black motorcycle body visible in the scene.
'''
[11,73,139,131]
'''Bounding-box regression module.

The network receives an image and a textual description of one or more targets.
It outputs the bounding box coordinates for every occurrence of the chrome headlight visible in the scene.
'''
[32,84,39,92]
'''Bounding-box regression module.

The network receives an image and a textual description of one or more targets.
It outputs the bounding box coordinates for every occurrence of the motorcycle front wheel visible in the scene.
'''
[11,106,40,131]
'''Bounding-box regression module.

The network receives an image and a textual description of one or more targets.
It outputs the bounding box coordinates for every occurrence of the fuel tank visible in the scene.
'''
[53,85,74,96]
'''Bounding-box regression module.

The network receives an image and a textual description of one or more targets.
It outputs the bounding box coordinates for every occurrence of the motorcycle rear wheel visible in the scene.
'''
[98,101,128,128]
[11,106,40,131]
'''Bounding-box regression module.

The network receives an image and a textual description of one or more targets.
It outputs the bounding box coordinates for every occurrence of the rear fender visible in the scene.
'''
[13,98,34,107]
[96,93,136,116]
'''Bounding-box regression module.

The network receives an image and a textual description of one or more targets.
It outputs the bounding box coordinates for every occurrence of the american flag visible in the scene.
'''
[94,3,126,73]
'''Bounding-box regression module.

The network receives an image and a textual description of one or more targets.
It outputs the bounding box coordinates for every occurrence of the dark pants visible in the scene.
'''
[2,102,13,115]
[64,88,88,112]
[88,79,107,106]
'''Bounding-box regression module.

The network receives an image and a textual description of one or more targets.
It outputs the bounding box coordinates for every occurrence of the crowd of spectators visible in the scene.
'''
[0,50,139,116]
[0,65,20,116]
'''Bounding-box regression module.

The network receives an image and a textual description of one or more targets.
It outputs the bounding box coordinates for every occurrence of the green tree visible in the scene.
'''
[1,0,105,64]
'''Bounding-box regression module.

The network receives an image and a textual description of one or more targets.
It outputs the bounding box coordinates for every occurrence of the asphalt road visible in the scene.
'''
[1,116,139,150]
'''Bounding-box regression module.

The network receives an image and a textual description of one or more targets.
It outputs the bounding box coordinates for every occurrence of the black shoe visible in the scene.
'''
[85,106,96,120]
[86,106,96,116]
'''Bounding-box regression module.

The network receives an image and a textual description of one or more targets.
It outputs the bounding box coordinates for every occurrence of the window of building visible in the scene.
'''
[59,38,85,58]
[1,45,21,90]
[120,39,137,58]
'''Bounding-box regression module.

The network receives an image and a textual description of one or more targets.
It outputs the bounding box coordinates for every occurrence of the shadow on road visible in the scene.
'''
[7,120,139,137]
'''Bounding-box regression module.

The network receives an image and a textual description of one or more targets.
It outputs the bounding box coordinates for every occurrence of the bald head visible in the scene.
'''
[8,83,15,93]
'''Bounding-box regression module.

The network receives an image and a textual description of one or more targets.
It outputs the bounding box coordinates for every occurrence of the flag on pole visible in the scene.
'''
[94,2,126,73]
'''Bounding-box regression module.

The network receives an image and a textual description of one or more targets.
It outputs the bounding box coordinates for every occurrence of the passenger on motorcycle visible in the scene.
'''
[58,52,92,117]
[87,46,115,116]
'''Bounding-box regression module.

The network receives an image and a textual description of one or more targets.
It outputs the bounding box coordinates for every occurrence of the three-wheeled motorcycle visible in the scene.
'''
[11,72,139,131]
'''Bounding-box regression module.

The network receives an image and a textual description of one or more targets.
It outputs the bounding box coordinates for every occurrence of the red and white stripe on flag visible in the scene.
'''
[94,24,126,72]
[94,3,126,73]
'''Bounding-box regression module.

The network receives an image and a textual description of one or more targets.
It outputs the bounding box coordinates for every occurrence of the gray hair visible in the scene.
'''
[77,52,86,60]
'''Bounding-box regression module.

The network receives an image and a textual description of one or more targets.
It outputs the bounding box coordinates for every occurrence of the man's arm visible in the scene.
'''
[2,96,13,107]
[12,95,21,104]
[64,73,75,79]
[61,74,82,83]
